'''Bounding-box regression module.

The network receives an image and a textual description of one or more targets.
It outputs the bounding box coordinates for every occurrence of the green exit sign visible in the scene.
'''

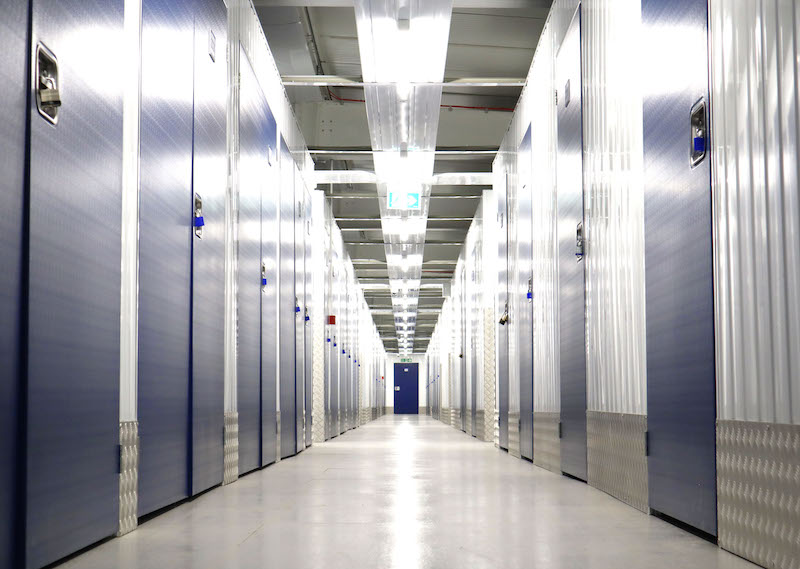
[400,357,413,363]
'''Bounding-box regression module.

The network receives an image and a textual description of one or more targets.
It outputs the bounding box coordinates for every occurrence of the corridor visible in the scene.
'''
[59,416,754,569]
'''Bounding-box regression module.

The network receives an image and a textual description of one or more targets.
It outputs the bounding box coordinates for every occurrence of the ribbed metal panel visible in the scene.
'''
[709,0,800,425]
[508,412,521,458]
[533,412,561,473]
[223,412,239,485]
[583,0,647,415]
[117,422,139,537]
[717,420,800,569]
[483,307,497,443]
[587,411,648,513]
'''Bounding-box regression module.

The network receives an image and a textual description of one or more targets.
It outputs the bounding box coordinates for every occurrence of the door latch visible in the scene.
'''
[576,221,584,262]
[194,194,204,238]
[527,277,533,302]
[499,302,509,325]
[36,43,61,124]
[690,98,707,167]
[261,262,267,290]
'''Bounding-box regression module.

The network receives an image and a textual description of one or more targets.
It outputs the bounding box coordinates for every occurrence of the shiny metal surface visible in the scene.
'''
[238,47,266,475]
[304,190,314,447]
[532,412,560,473]
[137,0,192,518]
[223,412,239,484]
[191,0,227,494]
[642,0,717,536]
[26,0,123,565]
[279,138,297,459]
[709,0,800,426]
[556,7,587,482]
[295,165,306,452]
[495,167,510,449]
[717,420,800,569]
[117,422,139,537]
[260,106,279,466]
[0,1,26,565]
[587,411,648,513]
[57,415,755,569]
[517,127,533,460]
[583,0,647,416]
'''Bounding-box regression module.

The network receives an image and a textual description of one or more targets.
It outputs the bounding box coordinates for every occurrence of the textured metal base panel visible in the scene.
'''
[508,412,521,458]
[360,408,371,425]
[483,308,497,445]
[223,413,239,485]
[717,420,800,569]
[475,410,487,441]
[466,412,473,436]
[587,411,648,513]
[118,422,138,536]
[418,407,426,416]
[533,412,561,473]
[451,409,461,430]
[440,408,452,426]
[494,410,500,447]
[276,411,282,462]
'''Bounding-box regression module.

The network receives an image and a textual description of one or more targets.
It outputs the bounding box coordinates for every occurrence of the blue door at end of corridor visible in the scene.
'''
[394,364,419,414]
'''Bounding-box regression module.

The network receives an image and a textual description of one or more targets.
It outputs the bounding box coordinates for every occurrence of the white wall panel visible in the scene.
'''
[710,0,800,424]
[529,24,559,414]
[582,0,647,415]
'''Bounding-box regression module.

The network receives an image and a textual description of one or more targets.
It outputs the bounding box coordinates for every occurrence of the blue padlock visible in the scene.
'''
[262,278,267,286]
[296,306,301,313]
[194,215,204,228]
[327,338,331,343]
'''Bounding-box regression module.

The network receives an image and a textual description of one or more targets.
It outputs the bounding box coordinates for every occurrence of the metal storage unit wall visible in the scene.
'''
[138,0,194,517]
[190,0,227,494]
[528,26,560,473]
[710,0,800,564]
[582,0,649,513]
[517,127,534,461]
[494,164,510,449]
[26,1,123,566]
[278,138,296,459]
[0,1,26,565]
[642,0,716,537]
[506,141,521,457]
[303,189,314,447]
[555,7,586,481]
[260,109,279,467]
[294,165,306,452]
[237,48,267,475]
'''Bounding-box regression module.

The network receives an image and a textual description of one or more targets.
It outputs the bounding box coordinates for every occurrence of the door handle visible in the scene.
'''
[194,194,204,239]
[36,43,61,124]
[576,221,584,262]
[690,98,707,167]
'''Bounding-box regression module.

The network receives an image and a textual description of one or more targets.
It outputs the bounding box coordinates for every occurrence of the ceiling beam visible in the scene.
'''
[254,0,545,7]
[283,75,525,87]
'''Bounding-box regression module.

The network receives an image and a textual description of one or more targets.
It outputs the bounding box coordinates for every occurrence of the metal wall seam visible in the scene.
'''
[710,0,800,425]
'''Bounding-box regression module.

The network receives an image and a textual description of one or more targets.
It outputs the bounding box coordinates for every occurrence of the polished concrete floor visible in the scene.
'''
[59,414,757,569]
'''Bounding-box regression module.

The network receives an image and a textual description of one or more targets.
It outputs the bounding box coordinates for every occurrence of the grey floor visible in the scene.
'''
[59,414,757,569]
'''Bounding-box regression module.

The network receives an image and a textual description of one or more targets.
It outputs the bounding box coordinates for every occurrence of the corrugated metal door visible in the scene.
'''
[643,0,716,536]
[190,0,227,494]
[556,7,587,482]
[279,138,296,459]
[260,109,278,466]
[237,49,265,475]
[0,2,27,566]
[26,1,123,566]
[518,126,534,460]
[138,0,194,517]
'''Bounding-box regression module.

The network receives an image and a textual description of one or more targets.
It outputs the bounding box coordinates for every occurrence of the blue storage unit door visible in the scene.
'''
[518,126,534,460]
[190,0,227,495]
[394,364,419,415]
[0,2,28,567]
[556,7,587,482]
[260,91,279,468]
[642,0,716,536]
[238,48,266,475]
[497,173,510,449]
[279,138,297,458]
[394,363,419,415]
[138,0,194,516]
[26,0,123,566]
